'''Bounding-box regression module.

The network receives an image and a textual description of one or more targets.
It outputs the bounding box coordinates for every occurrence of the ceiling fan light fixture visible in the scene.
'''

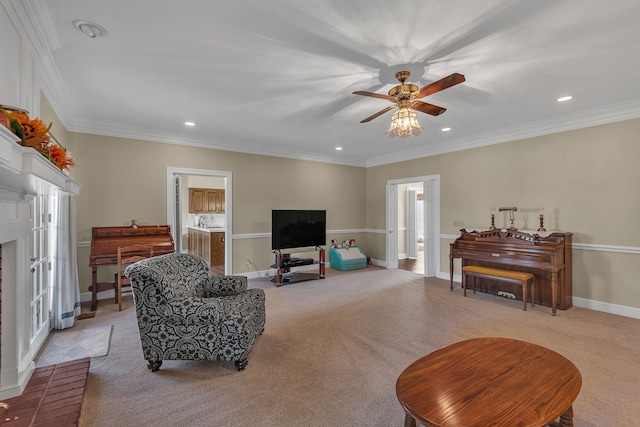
[386,107,424,138]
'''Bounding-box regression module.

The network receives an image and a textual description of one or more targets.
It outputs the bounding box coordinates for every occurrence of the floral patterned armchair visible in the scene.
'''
[124,252,265,372]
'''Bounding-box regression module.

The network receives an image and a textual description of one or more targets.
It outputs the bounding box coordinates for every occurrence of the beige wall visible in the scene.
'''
[367,118,640,308]
[58,131,366,293]
[39,94,640,309]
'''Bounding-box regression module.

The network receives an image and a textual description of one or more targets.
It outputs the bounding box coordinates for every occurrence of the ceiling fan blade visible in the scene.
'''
[412,101,447,116]
[353,91,395,102]
[360,105,396,123]
[416,73,466,99]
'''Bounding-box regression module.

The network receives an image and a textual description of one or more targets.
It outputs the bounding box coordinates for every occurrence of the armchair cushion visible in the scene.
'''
[201,275,248,297]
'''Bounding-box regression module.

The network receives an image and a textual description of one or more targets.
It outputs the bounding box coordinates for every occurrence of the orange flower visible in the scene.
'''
[48,144,67,169]
[6,110,51,146]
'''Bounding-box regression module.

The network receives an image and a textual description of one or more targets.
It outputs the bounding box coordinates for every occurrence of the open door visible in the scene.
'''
[424,179,437,277]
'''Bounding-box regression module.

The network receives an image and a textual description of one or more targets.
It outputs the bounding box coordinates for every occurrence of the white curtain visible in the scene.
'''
[52,193,81,329]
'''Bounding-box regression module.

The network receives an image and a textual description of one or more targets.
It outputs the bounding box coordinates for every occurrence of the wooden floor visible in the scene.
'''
[1,358,90,426]
[397,250,424,274]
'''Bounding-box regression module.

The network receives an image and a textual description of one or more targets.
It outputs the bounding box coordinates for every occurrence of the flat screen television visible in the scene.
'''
[271,210,326,250]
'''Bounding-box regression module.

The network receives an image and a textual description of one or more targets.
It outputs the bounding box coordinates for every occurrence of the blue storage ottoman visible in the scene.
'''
[330,246,367,271]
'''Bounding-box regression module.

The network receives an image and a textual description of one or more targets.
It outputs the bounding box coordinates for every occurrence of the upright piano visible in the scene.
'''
[449,229,572,313]
[89,225,175,311]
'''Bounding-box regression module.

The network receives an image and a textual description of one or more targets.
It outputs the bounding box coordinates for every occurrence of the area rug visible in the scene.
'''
[35,325,112,367]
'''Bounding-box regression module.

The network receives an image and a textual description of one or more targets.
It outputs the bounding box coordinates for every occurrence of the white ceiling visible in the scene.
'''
[33,0,640,166]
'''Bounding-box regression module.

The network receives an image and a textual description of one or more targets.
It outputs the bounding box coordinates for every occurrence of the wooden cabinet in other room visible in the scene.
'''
[210,232,225,266]
[188,228,225,267]
[207,189,225,213]
[189,188,207,213]
[189,188,225,213]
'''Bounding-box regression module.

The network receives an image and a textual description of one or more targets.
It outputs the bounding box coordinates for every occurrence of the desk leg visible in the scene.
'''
[449,255,454,291]
[404,413,417,427]
[90,267,98,312]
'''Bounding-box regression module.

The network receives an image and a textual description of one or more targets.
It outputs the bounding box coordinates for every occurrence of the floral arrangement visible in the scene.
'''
[0,105,75,171]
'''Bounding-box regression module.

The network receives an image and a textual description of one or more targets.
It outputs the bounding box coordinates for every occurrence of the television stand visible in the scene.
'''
[271,247,325,286]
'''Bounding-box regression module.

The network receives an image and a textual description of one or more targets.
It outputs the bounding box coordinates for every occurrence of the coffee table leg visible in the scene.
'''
[404,412,417,427]
[558,405,574,426]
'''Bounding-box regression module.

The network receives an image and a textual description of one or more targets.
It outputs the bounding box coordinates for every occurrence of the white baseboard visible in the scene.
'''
[572,297,640,319]
[82,268,640,320]
[435,272,640,319]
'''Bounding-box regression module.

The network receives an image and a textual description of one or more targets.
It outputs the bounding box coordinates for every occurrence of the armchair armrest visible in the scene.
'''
[203,275,248,297]
[163,298,224,324]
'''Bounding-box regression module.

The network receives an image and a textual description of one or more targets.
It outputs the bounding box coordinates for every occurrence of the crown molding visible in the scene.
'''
[61,96,640,169]
[365,98,640,167]
[67,118,367,167]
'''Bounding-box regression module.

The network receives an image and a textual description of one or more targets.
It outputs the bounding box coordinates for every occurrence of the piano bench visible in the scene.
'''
[462,265,535,311]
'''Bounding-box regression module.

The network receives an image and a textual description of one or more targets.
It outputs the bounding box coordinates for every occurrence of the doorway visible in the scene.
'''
[386,175,440,277]
[398,184,425,274]
[166,167,232,274]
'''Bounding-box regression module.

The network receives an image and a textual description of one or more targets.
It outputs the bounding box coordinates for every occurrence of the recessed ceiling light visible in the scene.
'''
[557,95,573,102]
[72,20,108,38]
[184,121,196,126]
[441,127,452,132]
[335,146,343,151]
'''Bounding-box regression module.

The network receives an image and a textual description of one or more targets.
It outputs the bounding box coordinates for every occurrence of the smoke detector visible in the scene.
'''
[72,20,108,38]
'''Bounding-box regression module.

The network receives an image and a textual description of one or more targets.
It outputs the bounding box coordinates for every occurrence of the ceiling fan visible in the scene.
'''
[353,71,465,137]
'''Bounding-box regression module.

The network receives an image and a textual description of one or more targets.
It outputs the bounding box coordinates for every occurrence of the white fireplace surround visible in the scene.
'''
[0,126,79,399]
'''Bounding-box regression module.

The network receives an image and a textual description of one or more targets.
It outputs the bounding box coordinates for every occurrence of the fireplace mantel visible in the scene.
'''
[0,126,79,196]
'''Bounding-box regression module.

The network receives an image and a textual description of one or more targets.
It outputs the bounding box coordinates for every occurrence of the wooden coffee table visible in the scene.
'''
[396,337,582,427]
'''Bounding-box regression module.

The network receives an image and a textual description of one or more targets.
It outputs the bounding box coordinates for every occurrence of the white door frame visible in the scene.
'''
[166,167,233,274]
[386,175,440,277]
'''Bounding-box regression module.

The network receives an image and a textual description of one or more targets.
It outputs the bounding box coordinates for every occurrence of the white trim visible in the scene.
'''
[440,233,460,240]
[439,272,640,320]
[572,242,640,255]
[365,98,640,167]
[440,234,640,255]
[232,232,271,240]
[573,297,640,320]
[232,229,372,240]
[78,234,640,256]
[166,167,233,274]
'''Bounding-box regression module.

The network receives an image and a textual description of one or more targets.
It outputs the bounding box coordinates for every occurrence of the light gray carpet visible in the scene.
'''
[35,324,111,368]
[67,267,640,426]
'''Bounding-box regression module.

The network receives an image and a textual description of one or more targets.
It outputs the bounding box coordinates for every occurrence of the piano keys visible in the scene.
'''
[89,225,175,311]
[449,229,572,314]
